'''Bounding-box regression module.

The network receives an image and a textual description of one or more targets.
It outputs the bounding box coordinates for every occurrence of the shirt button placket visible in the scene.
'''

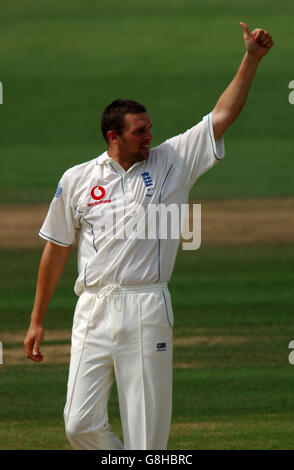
[124,175,133,203]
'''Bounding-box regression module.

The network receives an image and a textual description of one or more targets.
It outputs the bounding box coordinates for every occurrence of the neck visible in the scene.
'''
[107,149,136,172]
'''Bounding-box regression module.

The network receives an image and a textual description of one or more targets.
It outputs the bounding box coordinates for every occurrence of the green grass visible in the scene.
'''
[1,364,293,450]
[1,0,293,450]
[1,244,294,449]
[1,245,293,332]
[0,0,293,202]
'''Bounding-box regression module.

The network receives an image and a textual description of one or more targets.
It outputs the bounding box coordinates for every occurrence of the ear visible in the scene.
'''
[107,130,120,145]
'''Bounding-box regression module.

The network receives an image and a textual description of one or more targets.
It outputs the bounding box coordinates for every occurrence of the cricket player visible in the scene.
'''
[24,23,273,450]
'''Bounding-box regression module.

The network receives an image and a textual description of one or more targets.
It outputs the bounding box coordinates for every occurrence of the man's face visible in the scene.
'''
[117,113,153,163]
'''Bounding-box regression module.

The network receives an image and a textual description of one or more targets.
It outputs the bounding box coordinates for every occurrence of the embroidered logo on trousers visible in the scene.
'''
[157,342,166,352]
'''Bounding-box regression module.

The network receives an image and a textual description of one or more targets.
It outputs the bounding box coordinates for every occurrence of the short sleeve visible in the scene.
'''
[39,171,78,246]
[164,112,225,189]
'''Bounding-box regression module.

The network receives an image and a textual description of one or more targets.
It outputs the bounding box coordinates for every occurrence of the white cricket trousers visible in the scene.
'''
[63,283,174,450]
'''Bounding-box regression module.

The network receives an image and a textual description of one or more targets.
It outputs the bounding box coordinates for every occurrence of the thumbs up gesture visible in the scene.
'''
[240,22,274,59]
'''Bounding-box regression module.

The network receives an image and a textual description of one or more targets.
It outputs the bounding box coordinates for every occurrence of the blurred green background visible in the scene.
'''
[0,0,293,201]
[0,0,293,451]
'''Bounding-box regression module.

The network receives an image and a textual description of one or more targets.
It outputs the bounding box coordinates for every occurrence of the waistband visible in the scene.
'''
[83,282,168,297]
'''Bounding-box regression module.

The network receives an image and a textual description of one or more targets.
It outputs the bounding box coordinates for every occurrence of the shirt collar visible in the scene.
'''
[96,151,145,172]
[96,151,111,165]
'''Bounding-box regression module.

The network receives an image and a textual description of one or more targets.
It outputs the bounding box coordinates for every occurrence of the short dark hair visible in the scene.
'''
[101,98,147,143]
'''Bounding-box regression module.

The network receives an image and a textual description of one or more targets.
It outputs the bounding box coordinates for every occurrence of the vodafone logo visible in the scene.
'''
[88,185,111,207]
[91,185,106,200]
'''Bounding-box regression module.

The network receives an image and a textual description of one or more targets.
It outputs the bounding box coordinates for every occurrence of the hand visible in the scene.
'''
[24,323,44,362]
[240,22,274,59]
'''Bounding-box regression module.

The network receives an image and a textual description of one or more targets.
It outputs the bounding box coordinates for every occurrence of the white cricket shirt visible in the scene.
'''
[40,113,225,295]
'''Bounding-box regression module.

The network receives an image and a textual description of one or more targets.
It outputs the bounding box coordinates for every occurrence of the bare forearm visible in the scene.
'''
[213,52,260,127]
[30,242,71,326]
[25,242,71,361]
[212,23,273,141]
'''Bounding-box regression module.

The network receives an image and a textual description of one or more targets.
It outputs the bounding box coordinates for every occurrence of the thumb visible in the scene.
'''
[33,329,44,357]
[240,22,251,38]
[33,337,42,355]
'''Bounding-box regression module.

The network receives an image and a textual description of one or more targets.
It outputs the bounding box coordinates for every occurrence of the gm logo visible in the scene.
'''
[157,342,166,352]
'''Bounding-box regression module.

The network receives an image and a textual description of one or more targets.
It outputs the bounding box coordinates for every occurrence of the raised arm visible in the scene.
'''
[24,241,71,362]
[212,22,274,141]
